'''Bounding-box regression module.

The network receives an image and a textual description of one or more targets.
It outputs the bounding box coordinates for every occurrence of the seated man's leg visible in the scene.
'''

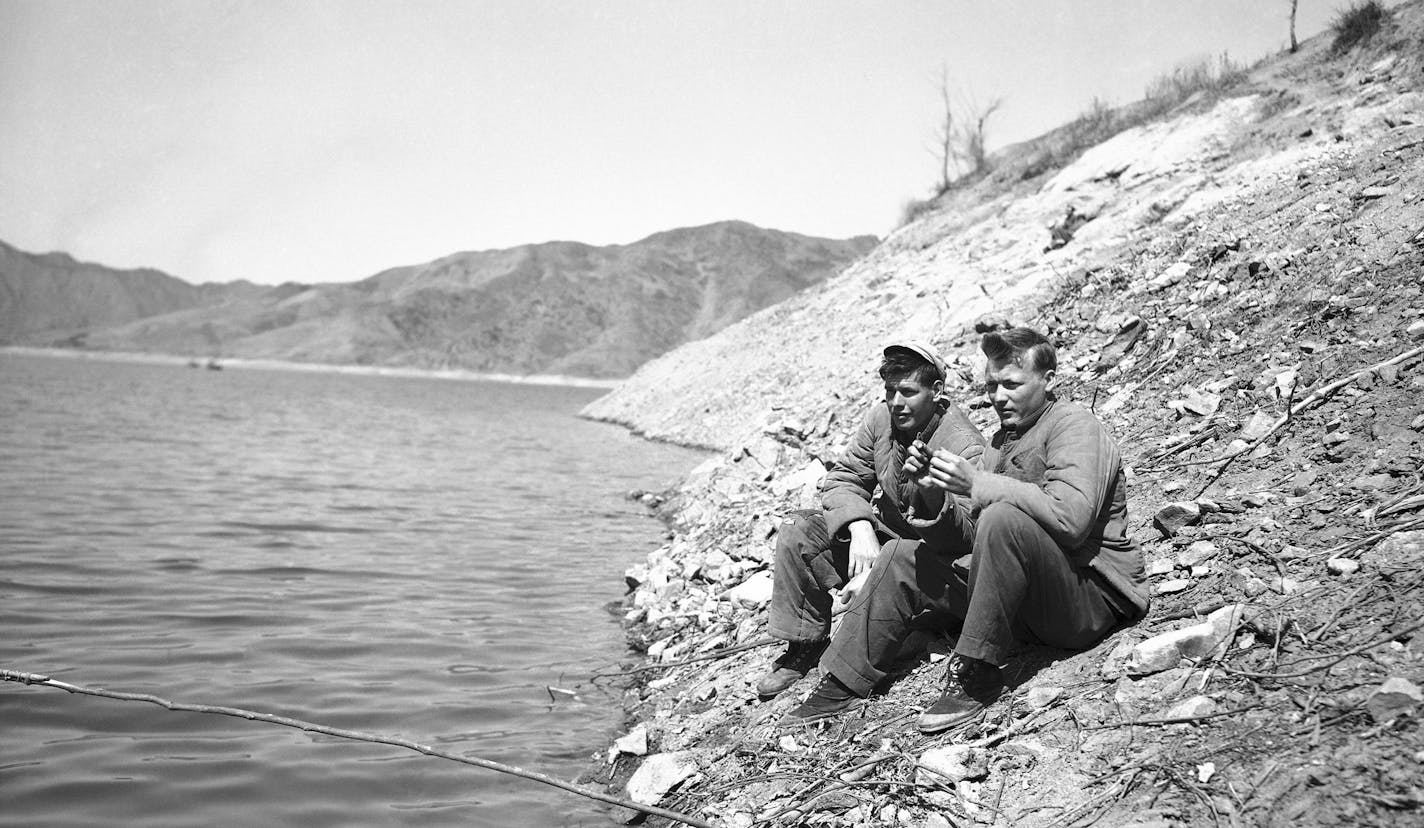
[783,537,967,722]
[919,501,1118,732]
[760,510,844,696]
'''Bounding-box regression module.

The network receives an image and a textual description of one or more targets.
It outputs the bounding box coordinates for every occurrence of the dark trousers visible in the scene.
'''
[818,501,1122,697]
[767,509,893,643]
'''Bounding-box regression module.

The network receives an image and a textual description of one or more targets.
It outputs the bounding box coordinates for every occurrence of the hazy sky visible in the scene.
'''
[2,1,1347,285]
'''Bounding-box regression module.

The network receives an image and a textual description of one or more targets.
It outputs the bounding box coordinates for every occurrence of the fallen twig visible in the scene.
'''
[0,668,717,828]
[1082,704,1262,731]
[1142,345,1424,476]
[1223,615,1424,680]
[590,636,777,679]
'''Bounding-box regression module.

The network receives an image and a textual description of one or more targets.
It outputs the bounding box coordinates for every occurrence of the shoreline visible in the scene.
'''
[0,346,625,390]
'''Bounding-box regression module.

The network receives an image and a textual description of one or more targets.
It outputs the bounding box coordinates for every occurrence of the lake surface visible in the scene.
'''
[0,352,705,828]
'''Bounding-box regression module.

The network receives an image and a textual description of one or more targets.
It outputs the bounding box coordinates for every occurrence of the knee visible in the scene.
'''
[976,502,1033,539]
[774,510,824,562]
[877,538,922,577]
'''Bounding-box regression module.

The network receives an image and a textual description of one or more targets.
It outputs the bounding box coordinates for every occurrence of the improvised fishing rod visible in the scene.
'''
[1,668,716,828]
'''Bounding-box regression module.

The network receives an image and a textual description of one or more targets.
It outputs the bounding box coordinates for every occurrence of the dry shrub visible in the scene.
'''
[1331,0,1389,52]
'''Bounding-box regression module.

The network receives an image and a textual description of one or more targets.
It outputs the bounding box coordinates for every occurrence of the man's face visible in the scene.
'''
[883,372,942,434]
[985,357,1054,430]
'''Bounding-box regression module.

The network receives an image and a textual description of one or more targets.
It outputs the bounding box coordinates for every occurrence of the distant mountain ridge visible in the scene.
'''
[0,221,876,378]
[0,240,261,343]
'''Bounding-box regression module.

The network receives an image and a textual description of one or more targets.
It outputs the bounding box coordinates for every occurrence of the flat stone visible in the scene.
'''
[1177,540,1218,567]
[626,752,699,806]
[1240,410,1277,442]
[1147,558,1177,577]
[917,745,989,784]
[1327,557,1361,576]
[1362,530,1424,570]
[1154,578,1193,595]
[1025,686,1064,710]
[1409,319,1424,340]
[1162,694,1218,720]
[612,725,650,757]
[1367,677,1423,722]
[1155,501,1203,536]
[724,569,774,607]
[1128,605,1244,675]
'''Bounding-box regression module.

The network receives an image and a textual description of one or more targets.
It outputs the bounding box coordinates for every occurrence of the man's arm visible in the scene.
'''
[968,410,1119,549]
[819,405,884,539]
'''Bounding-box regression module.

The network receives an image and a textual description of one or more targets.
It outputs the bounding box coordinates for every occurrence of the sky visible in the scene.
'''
[1,1,1352,285]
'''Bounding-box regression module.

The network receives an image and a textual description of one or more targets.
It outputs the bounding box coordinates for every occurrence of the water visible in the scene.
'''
[0,352,705,827]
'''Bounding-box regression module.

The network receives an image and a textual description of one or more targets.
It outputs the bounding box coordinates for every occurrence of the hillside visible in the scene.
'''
[6,222,874,379]
[0,241,258,345]
[581,6,1424,827]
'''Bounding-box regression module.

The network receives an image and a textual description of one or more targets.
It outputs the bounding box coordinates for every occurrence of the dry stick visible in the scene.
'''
[1315,516,1424,560]
[1144,345,1424,475]
[1081,704,1262,731]
[590,636,777,679]
[0,669,716,828]
[1223,615,1424,680]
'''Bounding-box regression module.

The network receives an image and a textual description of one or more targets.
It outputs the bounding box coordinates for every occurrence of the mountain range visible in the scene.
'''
[0,221,875,378]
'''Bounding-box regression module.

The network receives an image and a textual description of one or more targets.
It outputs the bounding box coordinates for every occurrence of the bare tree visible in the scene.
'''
[929,66,1004,193]
[1289,0,1300,52]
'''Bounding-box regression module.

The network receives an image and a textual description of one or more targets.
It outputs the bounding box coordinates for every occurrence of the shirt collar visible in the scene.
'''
[1004,395,1055,438]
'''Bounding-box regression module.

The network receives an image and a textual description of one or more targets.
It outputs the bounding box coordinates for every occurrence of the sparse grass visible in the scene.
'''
[903,53,1249,223]
[899,196,939,228]
[1331,0,1389,52]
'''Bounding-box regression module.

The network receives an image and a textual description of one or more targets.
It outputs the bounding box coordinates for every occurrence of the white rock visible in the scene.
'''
[917,745,989,785]
[1025,686,1064,710]
[1198,761,1217,783]
[1147,558,1177,577]
[1239,410,1277,441]
[1154,578,1193,595]
[1162,694,1217,720]
[1326,557,1360,576]
[1367,677,1423,722]
[1148,262,1192,291]
[1128,604,1245,675]
[612,725,649,757]
[1178,540,1218,567]
[724,569,774,607]
[625,752,699,806]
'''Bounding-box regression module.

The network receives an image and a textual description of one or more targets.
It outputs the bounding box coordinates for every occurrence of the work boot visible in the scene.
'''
[916,654,1003,734]
[756,639,827,697]
[779,673,862,726]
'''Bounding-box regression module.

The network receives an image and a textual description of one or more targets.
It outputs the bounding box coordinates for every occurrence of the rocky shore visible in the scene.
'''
[582,8,1424,826]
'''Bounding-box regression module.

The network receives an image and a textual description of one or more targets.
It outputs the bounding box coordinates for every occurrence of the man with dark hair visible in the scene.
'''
[756,340,985,699]
[782,327,1147,731]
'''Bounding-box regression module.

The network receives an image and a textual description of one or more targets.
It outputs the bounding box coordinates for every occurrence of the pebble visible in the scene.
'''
[1367,677,1423,722]
[1155,578,1193,595]
[917,745,989,784]
[1155,501,1203,536]
[1326,557,1360,576]
[1025,686,1065,710]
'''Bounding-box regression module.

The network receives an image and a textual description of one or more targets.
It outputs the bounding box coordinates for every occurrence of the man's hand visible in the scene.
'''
[846,519,879,580]
[903,440,933,481]
[914,450,978,496]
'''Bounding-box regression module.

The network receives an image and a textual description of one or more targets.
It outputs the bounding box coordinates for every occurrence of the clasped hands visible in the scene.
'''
[903,440,977,496]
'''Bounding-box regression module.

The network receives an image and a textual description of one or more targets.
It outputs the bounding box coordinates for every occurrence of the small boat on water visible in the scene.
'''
[205,358,223,371]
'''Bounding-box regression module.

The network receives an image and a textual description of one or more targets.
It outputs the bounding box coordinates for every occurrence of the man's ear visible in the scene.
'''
[1042,369,1057,391]
[932,378,945,395]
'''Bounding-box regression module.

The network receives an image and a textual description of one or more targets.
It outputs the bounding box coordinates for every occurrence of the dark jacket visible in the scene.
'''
[821,398,985,551]
[967,398,1149,618]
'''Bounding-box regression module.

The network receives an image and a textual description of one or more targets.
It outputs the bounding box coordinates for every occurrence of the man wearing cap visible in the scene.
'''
[781,327,1148,731]
[756,340,985,699]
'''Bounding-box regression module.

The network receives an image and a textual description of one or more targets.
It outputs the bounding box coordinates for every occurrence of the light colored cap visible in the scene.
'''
[883,339,947,382]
